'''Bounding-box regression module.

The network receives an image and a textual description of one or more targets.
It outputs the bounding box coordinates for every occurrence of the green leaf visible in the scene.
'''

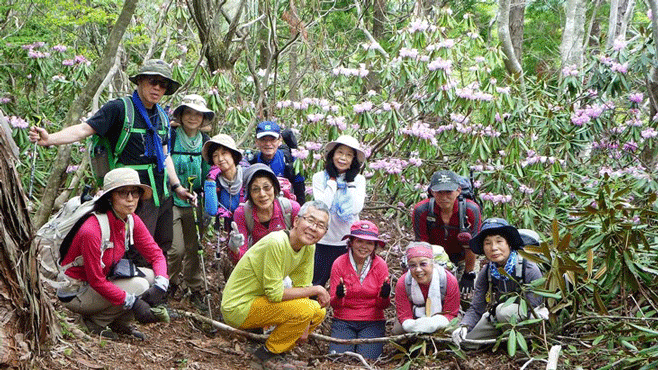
[507,330,517,357]
[516,331,528,354]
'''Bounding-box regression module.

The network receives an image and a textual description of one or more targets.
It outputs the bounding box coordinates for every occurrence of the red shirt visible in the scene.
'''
[394,270,460,324]
[62,212,167,306]
[330,253,390,321]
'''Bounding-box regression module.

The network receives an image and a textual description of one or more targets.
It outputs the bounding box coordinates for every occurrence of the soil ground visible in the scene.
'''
[34,209,545,370]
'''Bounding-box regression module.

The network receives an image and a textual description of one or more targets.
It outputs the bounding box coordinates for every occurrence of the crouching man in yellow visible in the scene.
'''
[221,200,330,370]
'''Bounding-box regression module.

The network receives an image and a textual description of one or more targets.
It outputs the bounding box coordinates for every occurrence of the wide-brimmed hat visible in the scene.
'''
[201,134,242,164]
[256,121,281,139]
[128,59,181,96]
[342,220,385,248]
[102,167,152,200]
[428,170,461,192]
[243,163,280,202]
[324,135,366,165]
[469,218,524,255]
[172,94,215,125]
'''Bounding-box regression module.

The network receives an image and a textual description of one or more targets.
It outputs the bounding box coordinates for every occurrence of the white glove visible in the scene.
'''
[402,319,418,333]
[227,221,245,252]
[452,326,468,347]
[415,315,449,333]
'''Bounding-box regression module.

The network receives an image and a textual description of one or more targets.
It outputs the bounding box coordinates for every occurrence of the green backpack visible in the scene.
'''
[88,96,169,187]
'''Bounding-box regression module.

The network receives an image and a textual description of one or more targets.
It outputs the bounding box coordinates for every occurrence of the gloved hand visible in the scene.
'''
[452,326,468,347]
[459,271,477,294]
[132,298,158,323]
[207,165,222,181]
[336,278,346,298]
[402,319,418,333]
[140,285,167,307]
[227,221,245,253]
[415,315,449,333]
[457,231,472,244]
[379,278,391,298]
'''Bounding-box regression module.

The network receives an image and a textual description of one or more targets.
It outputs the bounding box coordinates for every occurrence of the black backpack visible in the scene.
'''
[426,170,481,237]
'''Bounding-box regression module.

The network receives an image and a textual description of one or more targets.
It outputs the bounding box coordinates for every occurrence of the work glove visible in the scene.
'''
[379,278,391,298]
[402,319,418,333]
[227,221,245,253]
[140,285,167,307]
[452,326,468,347]
[457,231,472,244]
[459,271,477,294]
[132,298,158,324]
[207,165,222,181]
[415,315,449,333]
[336,278,346,298]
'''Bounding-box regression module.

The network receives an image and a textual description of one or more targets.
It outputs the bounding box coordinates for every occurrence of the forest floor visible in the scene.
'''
[33,208,546,370]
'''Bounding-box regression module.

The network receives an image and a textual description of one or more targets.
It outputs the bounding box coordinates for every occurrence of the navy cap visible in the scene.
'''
[256,121,281,139]
[469,217,524,255]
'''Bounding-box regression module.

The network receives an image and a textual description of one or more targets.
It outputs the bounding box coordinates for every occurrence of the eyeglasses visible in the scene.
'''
[250,184,273,194]
[299,215,328,231]
[115,188,143,199]
[408,261,432,270]
[146,76,170,89]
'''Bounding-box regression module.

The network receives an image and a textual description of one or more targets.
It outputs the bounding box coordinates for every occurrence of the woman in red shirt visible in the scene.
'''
[329,220,390,359]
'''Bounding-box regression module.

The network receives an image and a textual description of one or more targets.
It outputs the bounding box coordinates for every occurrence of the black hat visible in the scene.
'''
[469,217,524,255]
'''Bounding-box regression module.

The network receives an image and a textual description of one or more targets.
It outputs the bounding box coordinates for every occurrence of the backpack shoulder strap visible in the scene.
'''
[404,272,413,301]
[114,96,135,161]
[516,255,526,282]
[242,202,254,236]
[278,197,293,229]
[426,198,436,231]
[458,194,466,232]
[437,264,447,298]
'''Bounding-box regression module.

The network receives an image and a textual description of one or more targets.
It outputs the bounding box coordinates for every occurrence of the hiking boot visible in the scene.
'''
[109,321,146,340]
[83,318,117,340]
[190,290,209,312]
[168,283,184,301]
[250,346,307,370]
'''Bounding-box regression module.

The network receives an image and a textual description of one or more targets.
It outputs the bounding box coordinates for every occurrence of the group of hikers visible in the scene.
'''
[30,59,549,369]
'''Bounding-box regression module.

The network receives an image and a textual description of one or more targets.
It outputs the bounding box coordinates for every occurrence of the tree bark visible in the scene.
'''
[560,0,586,70]
[509,0,525,66]
[0,112,54,366]
[498,0,523,76]
[647,0,658,119]
[606,0,636,49]
[33,0,138,229]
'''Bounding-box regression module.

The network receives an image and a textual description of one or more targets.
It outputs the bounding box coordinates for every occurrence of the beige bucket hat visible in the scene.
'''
[202,134,243,164]
[128,59,181,96]
[173,94,215,126]
[102,168,152,200]
[324,135,366,165]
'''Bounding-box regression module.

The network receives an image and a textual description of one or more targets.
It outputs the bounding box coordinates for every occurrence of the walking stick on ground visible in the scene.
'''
[187,176,212,320]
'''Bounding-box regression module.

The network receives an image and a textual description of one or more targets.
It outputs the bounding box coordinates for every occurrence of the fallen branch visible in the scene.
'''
[180,310,496,346]
[328,351,373,369]
[546,345,561,370]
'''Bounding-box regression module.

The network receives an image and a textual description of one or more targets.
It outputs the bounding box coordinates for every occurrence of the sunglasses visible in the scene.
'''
[145,76,170,89]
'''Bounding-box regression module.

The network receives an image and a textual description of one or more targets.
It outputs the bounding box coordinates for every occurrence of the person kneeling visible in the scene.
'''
[393,242,460,335]
[329,220,390,359]
[57,168,169,340]
[221,200,331,369]
[451,218,548,349]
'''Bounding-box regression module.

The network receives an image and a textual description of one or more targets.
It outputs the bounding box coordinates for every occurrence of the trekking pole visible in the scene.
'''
[188,175,213,320]
[28,115,42,199]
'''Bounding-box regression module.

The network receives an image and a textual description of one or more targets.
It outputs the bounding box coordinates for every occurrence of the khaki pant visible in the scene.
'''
[239,296,326,354]
[63,268,154,328]
[168,206,203,291]
[464,303,549,349]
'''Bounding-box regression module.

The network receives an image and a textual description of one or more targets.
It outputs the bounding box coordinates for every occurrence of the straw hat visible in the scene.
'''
[201,134,242,163]
[324,135,366,165]
[172,94,215,126]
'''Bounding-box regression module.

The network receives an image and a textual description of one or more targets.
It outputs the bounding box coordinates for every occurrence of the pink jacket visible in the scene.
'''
[394,269,460,324]
[231,198,300,264]
[329,253,390,321]
[63,212,167,306]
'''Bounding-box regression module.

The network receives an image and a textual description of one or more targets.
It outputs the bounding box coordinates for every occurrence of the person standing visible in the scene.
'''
[311,135,366,287]
[29,59,194,264]
[167,94,213,309]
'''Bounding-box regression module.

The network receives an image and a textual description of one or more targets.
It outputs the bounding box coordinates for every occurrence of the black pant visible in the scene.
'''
[312,243,347,287]
[127,195,173,267]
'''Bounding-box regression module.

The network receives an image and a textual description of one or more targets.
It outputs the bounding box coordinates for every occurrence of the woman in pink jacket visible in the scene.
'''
[329,220,390,359]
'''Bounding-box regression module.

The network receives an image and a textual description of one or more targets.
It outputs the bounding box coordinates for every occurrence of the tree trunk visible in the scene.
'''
[0,112,54,366]
[33,0,138,230]
[560,0,586,70]
[372,0,386,40]
[498,0,523,76]
[606,0,636,49]
[647,0,658,119]
[509,0,525,66]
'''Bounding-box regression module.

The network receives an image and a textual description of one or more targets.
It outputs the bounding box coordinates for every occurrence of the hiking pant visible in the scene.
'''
[239,296,326,354]
[168,205,203,292]
[63,268,155,328]
[312,243,347,287]
[329,318,386,359]
[128,195,173,266]
[464,303,549,349]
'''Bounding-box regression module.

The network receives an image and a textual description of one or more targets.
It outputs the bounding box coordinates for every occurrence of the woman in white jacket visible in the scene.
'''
[311,135,366,287]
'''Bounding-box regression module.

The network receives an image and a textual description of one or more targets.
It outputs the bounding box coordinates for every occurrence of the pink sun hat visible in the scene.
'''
[342,220,386,248]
